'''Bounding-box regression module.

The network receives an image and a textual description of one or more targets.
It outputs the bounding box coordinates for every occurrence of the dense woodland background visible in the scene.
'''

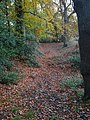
[0,0,78,84]
[0,0,90,120]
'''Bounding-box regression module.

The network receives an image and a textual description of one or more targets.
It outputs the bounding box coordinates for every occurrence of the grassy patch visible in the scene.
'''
[69,55,80,69]
[69,49,80,69]
[62,77,83,90]
[24,110,36,120]
[51,114,58,120]
[0,72,19,85]
[12,116,21,120]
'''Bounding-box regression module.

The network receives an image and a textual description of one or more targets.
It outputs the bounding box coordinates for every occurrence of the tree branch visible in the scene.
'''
[68,10,75,19]
[24,11,47,21]
[0,0,3,2]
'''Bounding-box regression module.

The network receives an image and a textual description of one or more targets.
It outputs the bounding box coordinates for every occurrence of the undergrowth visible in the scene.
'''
[0,32,40,84]
[61,77,84,102]
[69,49,80,69]
[70,55,80,69]
[62,78,83,90]
[0,3,41,84]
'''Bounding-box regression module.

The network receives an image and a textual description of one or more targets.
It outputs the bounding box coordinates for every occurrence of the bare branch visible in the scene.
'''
[0,0,3,2]
[66,3,71,9]
[68,10,75,19]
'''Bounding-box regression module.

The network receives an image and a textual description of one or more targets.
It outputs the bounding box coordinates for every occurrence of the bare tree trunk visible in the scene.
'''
[5,0,10,36]
[73,0,90,100]
[63,29,68,47]
[62,1,68,47]
[51,22,58,40]
[15,0,24,37]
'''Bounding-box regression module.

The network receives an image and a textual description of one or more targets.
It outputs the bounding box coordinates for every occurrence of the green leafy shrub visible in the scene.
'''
[69,49,80,69]
[18,40,41,67]
[26,33,37,41]
[25,110,35,119]
[70,55,80,69]
[62,78,83,90]
[0,72,19,85]
[51,114,58,120]
[0,32,40,84]
[39,34,58,43]
[0,31,19,84]
[0,2,40,84]
[12,107,19,113]
[0,57,12,70]
[0,34,40,84]
[40,37,54,43]
[12,116,21,120]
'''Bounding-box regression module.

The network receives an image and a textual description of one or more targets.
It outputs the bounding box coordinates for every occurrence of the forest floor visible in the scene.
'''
[0,43,90,120]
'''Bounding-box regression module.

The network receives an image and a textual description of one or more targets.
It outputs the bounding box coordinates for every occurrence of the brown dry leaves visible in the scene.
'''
[0,43,90,120]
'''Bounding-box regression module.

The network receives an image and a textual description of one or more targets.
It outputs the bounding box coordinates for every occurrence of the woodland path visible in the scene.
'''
[0,43,90,120]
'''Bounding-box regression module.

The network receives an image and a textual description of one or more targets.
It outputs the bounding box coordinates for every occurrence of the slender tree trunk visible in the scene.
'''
[15,0,24,37]
[73,0,90,100]
[5,0,10,36]
[62,1,68,47]
[63,28,68,47]
[53,23,58,40]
